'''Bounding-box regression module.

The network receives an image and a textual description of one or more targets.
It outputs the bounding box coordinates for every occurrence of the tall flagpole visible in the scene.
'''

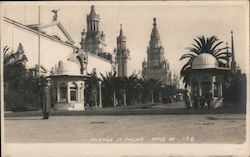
[38,6,41,77]
[24,6,26,24]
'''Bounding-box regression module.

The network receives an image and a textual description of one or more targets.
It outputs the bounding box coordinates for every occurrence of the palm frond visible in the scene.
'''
[191,44,201,51]
[179,53,197,60]
[214,52,231,58]
[211,41,223,54]
[217,56,230,61]
[193,38,203,52]
[213,47,228,56]
[186,47,201,55]
[198,36,206,50]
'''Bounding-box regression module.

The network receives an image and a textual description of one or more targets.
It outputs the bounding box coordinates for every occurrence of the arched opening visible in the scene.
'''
[213,76,222,98]
[59,82,67,102]
[191,77,198,95]
[70,83,77,101]
[201,76,211,96]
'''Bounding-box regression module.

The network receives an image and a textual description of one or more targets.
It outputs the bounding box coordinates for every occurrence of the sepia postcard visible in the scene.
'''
[1,1,249,157]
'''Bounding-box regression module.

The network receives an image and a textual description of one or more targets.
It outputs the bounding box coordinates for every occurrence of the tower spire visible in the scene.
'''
[90,5,96,15]
[231,30,236,72]
[83,5,106,54]
[120,24,123,36]
[150,17,161,47]
[115,24,130,77]
[226,42,230,68]
[142,17,171,85]
[153,17,157,27]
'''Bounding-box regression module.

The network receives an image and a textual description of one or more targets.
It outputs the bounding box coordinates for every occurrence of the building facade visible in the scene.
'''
[2,7,113,78]
[142,18,173,84]
[114,24,130,77]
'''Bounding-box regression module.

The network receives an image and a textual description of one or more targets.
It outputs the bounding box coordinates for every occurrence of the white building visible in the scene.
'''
[2,15,113,78]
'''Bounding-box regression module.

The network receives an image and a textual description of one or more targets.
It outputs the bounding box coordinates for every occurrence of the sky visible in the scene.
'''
[3,1,249,81]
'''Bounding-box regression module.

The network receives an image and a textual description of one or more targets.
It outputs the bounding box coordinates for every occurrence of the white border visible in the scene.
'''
[1,1,249,157]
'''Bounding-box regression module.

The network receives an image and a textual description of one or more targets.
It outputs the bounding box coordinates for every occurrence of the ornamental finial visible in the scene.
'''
[153,17,157,27]
[51,9,60,21]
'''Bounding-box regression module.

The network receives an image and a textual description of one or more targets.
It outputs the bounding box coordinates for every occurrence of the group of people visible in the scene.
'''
[183,90,212,110]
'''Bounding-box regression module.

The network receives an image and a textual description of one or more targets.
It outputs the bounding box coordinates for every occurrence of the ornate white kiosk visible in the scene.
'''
[49,60,88,111]
[189,53,230,108]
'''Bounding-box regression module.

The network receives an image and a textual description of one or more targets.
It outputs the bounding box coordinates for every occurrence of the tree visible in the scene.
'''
[180,35,230,87]
[85,69,99,108]
[126,74,143,105]
[100,71,117,107]
[141,78,160,103]
[4,44,28,90]
[4,43,44,111]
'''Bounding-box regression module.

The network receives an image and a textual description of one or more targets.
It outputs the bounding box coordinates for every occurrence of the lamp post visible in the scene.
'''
[98,80,102,108]
[43,78,51,119]
[122,88,127,106]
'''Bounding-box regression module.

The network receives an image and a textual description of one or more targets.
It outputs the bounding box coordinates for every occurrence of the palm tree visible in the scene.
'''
[4,44,28,68]
[100,71,117,107]
[126,74,143,105]
[4,43,28,90]
[141,78,160,103]
[180,35,230,87]
[3,44,44,111]
[85,69,99,108]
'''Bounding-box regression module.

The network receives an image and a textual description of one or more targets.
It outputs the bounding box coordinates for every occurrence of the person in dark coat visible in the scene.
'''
[193,92,199,109]
[199,95,205,109]
[184,90,191,109]
[42,80,51,119]
[205,92,212,109]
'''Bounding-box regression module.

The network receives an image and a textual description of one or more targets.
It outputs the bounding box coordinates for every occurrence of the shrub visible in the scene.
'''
[5,90,41,112]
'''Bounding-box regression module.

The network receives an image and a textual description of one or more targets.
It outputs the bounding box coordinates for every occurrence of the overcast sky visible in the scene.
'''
[3,1,248,79]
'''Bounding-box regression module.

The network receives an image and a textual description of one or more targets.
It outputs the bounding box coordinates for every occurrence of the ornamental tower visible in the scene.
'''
[80,5,106,55]
[142,18,172,84]
[114,24,130,77]
[147,17,165,68]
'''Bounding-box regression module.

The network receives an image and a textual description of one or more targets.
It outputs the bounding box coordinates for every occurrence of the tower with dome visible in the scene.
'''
[80,5,107,55]
[114,24,130,77]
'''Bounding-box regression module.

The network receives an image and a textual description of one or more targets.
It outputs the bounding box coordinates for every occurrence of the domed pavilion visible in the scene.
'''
[49,60,89,111]
[189,53,230,108]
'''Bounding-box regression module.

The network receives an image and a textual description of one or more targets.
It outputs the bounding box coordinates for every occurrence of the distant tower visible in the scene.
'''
[230,31,237,73]
[226,42,230,68]
[142,18,171,84]
[115,24,130,77]
[173,73,179,89]
[80,5,106,54]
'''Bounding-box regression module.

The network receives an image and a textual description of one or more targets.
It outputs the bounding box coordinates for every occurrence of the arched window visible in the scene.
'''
[70,83,77,101]
[59,82,67,102]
